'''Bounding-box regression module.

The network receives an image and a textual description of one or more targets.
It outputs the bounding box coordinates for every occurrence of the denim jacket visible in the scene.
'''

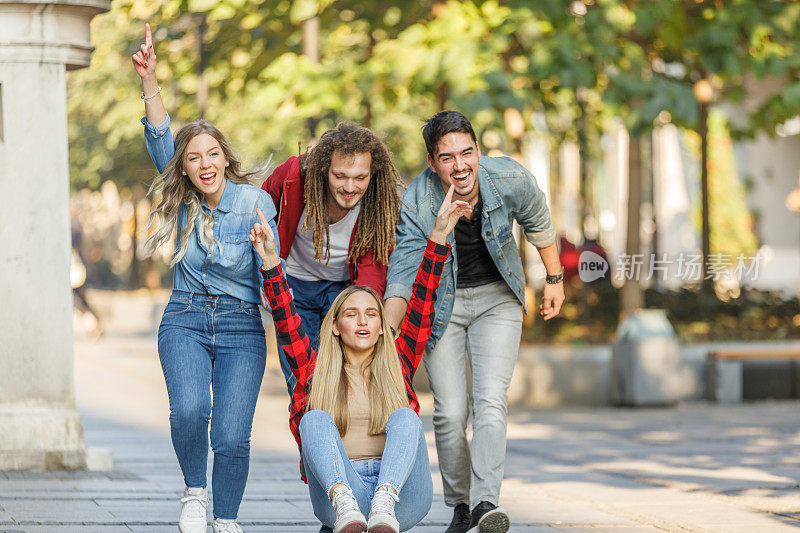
[385,155,556,350]
[141,114,280,304]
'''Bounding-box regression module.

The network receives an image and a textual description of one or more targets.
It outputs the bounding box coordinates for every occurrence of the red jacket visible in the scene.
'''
[261,156,388,296]
[260,240,450,482]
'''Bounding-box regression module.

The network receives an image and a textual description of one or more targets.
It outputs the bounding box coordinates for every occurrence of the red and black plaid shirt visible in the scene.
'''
[261,239,450,482]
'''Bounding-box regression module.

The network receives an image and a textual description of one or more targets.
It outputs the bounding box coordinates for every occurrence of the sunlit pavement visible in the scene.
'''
[0,333,799,532]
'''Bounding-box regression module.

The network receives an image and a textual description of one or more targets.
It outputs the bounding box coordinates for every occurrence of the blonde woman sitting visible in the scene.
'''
[249,186,471,533]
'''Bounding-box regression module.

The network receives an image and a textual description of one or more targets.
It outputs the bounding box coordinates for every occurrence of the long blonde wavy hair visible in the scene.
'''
[307,285,409,436]
[141,120,271,265]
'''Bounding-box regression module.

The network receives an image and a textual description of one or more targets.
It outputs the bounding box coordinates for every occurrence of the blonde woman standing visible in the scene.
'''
[249,186,471,533]
[132,24,278,533]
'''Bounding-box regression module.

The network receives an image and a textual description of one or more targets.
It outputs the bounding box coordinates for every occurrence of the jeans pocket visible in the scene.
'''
[163,300,192,316]
[239,304,261,319]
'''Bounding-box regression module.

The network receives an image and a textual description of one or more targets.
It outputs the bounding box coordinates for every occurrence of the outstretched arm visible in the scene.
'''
[251,209,315,381]
[132,23,166,130]
[393,185,471,377]
[132,23,174,173]
[385,184,472,330]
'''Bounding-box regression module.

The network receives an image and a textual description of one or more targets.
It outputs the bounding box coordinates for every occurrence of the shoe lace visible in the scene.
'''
[213,521,244,533]
[180,491,208,519]
[370,487,399,517]
[332,486,360,516]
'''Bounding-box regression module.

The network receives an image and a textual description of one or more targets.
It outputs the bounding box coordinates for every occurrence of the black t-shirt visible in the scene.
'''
[454,198,504,288]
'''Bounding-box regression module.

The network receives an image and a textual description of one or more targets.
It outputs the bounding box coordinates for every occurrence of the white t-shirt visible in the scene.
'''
[285,204,360,282]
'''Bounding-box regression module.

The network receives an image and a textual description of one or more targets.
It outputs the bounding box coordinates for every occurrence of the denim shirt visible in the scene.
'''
[385,155,556,350]
[142,114,280,304]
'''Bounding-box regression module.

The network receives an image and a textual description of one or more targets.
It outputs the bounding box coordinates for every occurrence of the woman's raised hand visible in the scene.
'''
[131,23,157,80]
[249,208,281,269]
[430,184,473,245]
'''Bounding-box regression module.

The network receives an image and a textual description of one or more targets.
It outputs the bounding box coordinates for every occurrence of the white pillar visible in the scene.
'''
[0,0,109,470]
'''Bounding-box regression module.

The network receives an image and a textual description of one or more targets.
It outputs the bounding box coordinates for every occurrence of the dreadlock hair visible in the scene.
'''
[301,122,403,266]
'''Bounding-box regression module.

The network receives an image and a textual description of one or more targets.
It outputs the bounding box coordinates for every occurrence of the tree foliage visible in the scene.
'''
[68,0,800,189]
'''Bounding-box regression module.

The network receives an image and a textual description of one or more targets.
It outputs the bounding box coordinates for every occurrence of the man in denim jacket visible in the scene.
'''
[385,111,565,533]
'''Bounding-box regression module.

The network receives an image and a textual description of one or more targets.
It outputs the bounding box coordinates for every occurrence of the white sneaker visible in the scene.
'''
[331,485,367,533]
[367,485,400,533]
[179,486,208,533]
[212,518,244,533]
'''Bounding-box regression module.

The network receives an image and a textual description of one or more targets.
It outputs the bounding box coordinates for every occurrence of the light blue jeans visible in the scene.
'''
[299,408,433,531]
[158,290,267,519]
[423,280,523,508]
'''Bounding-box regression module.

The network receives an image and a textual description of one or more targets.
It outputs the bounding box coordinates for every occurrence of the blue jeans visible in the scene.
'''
[299,408,433,532]
[423,280,523,508]
[276,274,349,395]
[158,290,267,520]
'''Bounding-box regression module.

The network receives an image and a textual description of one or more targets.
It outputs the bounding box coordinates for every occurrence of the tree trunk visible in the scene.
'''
[197,15,207,119]
[621,135,644,317]
[303,16,320,138]
[699,101,712,294]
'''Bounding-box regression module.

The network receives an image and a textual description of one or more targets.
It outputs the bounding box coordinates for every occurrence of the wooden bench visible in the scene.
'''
[706,349,800,403]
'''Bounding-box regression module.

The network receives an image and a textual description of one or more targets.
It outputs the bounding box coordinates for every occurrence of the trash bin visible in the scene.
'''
[611,309,681,406]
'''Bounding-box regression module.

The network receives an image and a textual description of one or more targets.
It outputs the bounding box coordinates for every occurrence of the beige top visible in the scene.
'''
[341,363,386,460]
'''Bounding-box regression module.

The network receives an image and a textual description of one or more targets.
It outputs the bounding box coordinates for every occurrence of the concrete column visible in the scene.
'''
[0,0,109,470]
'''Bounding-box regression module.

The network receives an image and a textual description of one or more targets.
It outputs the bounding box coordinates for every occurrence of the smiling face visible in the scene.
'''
[183,133,228,208]
[427,132,481,206]
[332,290,384,355]
[327,150,372,216]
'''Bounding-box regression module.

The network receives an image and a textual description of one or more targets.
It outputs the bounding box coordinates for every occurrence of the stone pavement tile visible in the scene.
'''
[551,525,664,533]
[0,499,116,523]
[503,500,636,527]
[237,499,318,522]
[93,499,180,522]
[0,526,133,532]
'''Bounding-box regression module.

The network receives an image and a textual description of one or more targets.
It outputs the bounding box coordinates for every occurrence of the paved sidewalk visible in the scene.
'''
[0,335,799,532]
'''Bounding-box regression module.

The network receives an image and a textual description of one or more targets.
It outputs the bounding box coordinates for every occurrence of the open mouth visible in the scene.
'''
[199,172,216,186]
[355,329,370,337]
[452,171,470,185]
[340,192,357,201]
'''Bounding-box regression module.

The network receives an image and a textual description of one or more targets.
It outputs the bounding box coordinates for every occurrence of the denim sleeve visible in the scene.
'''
[141,114,175,174]
[385,201,429,302]
[517,167,557,248]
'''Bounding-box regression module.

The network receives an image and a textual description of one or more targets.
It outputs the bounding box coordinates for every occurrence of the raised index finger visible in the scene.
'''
[145,23,153,49]
[443,183,455,205]
[256,207,269,228]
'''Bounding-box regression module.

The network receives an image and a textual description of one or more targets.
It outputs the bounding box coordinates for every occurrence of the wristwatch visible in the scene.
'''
[545,268,564,284]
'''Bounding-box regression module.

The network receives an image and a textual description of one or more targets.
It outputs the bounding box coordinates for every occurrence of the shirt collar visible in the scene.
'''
[202,179,236,213]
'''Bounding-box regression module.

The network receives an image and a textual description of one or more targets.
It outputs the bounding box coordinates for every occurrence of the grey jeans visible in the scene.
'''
[423,280,523,508]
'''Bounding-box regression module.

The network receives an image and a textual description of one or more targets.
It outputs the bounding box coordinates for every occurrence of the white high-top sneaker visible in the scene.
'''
[367,485,400,533]
[212,518,244,533]
[331,485,367,533]
[179,486,208,533]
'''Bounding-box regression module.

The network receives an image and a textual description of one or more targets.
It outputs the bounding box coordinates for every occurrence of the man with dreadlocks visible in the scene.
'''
[261,122,404,394]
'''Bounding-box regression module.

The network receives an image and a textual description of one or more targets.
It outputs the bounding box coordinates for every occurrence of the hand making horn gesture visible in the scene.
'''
[430,184,473,245]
